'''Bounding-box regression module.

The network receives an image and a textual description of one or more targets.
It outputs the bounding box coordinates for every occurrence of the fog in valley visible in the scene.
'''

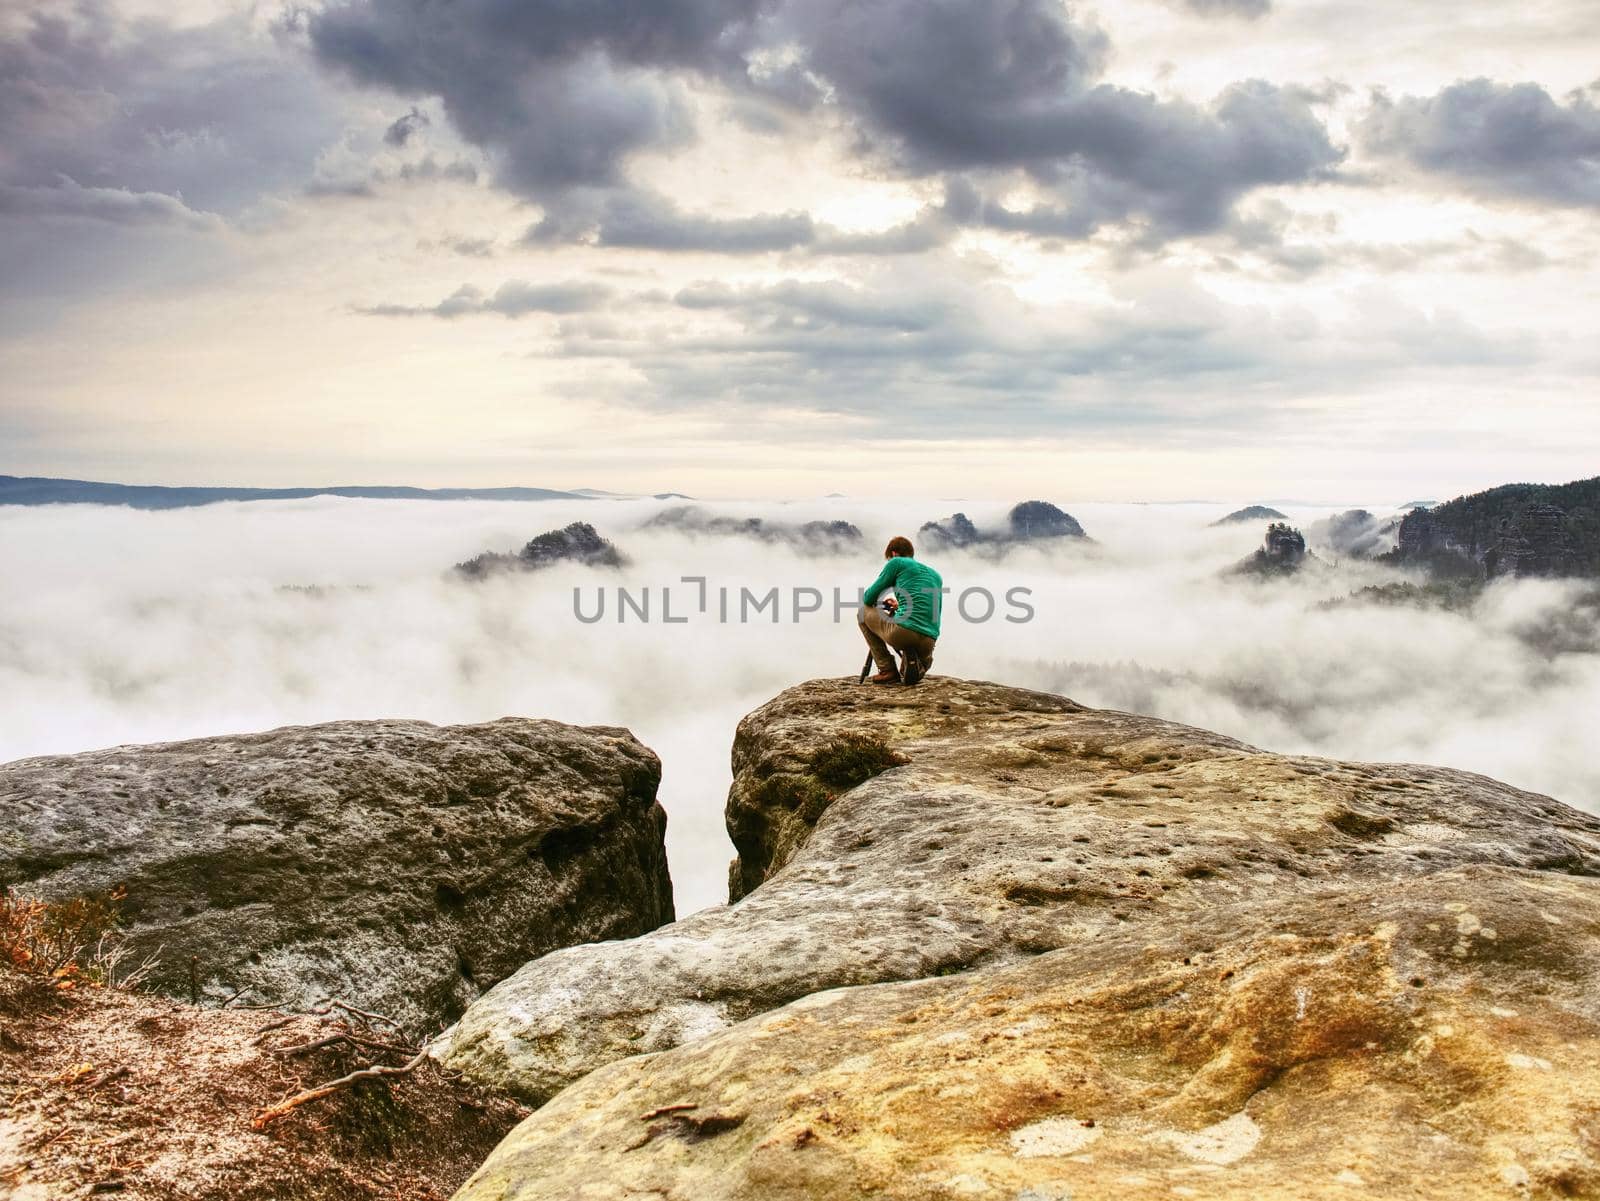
[4,496,1597,914]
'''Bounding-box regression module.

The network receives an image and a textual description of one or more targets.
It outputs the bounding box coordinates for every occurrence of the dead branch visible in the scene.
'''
[252,1048,429,1129]
[267,1033,418,1059]
[314,999,402,1030]
[251,1015,301,1039]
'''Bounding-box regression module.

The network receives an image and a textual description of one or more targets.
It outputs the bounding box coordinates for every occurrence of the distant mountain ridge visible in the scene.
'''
[0,475,691,509]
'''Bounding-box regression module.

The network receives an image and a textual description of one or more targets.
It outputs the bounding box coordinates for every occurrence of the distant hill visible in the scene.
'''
[641,506,862,554]
[1387,476,1600,579]
[1211,505,1287,526]
[569,489,696,501]
[0,475,586,510]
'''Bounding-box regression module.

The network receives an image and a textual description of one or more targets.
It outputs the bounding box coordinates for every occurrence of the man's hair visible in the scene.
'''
[885,536,914,558]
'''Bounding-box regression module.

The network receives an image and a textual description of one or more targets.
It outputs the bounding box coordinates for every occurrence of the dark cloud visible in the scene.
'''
[929,83,1339,245]
[778,0,1338,238]
[307,155,479,199]
[1357,79,1600,208]
[358,279,614,318]
[522,189,949,255]
[0,3,345,218]
[383,106,430,147]
[308,0,1339,247]
[309,0,771,193]
[395,157,479,185]
[787,0,1111,171]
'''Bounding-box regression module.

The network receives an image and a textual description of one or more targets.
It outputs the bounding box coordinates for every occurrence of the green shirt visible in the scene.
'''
[863,556,943,639]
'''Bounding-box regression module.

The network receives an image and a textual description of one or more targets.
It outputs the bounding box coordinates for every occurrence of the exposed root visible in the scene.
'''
[253,1048,431,1129]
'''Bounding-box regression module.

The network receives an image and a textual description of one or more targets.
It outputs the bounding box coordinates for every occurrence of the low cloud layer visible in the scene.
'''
[1177,0,1272,17]
[3,498,1596,915]
[359,279,614,318]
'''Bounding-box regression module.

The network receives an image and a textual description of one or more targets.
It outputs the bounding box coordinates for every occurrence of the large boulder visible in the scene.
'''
[0,717,674,1033]
[435,677,1600,1109]
[457,864,1600,1201]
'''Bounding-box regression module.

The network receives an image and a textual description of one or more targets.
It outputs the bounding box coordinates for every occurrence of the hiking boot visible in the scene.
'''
[870,669,900,685]
[902,655,924,686]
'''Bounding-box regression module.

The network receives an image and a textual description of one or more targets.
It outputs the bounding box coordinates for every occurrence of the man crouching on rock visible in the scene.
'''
[860,535,942,685]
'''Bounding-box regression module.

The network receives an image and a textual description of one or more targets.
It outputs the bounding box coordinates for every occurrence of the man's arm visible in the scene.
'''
[863,558,902,607]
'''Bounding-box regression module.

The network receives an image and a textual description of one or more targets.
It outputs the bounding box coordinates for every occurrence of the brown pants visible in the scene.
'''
[859,605,936,674]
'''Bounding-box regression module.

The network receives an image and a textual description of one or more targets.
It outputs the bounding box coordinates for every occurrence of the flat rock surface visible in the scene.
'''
[437,677,1600,1102]
[0,717,674,1033]
[456,864,1600,1200]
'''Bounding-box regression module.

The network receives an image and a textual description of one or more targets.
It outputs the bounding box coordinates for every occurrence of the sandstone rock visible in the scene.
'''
[1232,522,1315,576]
[918,510,983,549]
[456,521,624,578]
[436,677,1600,1105]
[920,502,1088,551]
[1486,503,1575,579]
[1007,501,1085,540]
[0,717,673,1033]
[1389,476,1600,580]
[455,863,1600,1201]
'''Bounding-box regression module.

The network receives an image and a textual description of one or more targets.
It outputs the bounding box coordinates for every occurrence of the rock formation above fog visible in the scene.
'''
[456,520,624,578]
[1231,521,1316,577]
[642,506,863,554]
[1210,504,1288,526]
[0,718,673,1033]
[919,500,1088,550]
[437,676,1600,1198]
[1388,475,1600,580]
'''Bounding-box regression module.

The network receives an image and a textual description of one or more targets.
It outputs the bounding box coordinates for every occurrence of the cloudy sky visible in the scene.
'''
[2,0,1597,499]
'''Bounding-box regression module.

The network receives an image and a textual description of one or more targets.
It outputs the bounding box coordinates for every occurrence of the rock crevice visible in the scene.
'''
[449,677,1600,1200]
[437,677,1600,1123]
